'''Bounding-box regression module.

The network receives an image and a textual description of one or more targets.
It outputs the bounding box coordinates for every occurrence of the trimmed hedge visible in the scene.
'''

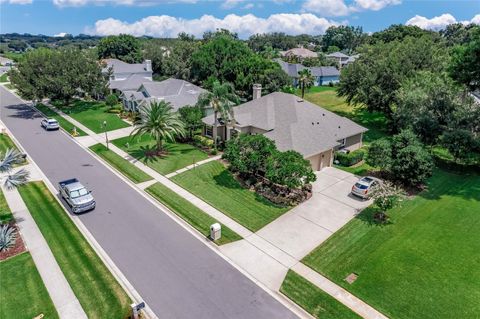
[335,149,365,167]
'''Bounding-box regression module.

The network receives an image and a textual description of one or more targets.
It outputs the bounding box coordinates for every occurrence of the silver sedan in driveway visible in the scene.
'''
[351,176,380,199]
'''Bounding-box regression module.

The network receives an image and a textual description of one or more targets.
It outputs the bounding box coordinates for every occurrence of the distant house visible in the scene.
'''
[276,59,340,86]
[279,47,318,60]
[102,58,153,92]
[202,87,367,171]
[120,78,206,112]
[326,52,359,68]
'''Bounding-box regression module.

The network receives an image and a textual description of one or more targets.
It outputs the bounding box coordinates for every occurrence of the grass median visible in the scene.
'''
[35,103,87,136]
[18,181,131,319]
[90,143,152,184]
[280,270,361,319]
[146,182,242,245]
[0,252,59,319]
[0,188,13,223]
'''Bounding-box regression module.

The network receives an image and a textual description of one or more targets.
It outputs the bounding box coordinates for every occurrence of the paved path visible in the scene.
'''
[1,86,298,319]
[1,167,87,319]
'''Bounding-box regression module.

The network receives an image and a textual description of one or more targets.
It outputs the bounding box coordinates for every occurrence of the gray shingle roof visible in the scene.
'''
[276,60,339,78]
[281,48,318,58]
[202,92,367,157]
[111,74,152,91]
[103,58,148,73]
[326,52,350,59]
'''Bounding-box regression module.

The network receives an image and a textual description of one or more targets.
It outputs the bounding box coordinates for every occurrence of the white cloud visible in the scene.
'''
[221,0,245,9]
[0,0,33,4]
[52,0,196,7]
[406,13,480,31]
[54,32,68,37]
[302,0,400,17]
[243,3,254,9]
[86,13,340,38]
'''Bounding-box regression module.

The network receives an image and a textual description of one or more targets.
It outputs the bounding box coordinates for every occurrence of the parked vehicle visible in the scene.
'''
[41,118,60,130]
[59,178,95,213]
[351,176,380,199]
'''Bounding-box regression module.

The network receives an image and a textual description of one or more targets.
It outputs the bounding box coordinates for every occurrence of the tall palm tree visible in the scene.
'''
[130,101,186,153]
[298,69,315,99]
[0,149,29,190]
[196,81,239,148]
[197,81,240,148]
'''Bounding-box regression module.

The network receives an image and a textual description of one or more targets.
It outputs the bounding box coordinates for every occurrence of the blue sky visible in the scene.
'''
[1,0,479,38]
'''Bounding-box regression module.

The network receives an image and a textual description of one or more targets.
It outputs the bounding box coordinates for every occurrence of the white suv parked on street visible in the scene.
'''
[41,118,59,130]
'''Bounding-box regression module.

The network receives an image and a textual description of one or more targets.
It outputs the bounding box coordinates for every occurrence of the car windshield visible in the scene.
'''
[48,120,58,124]
[70,188,88,198]
[355,183,369,189]
[362,177,374,183]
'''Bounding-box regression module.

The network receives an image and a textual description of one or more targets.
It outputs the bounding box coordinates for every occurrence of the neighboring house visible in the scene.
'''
[326,52,359,68]
[202,87,367,171]
[279,47,318,60]
[120,78,206,112]
[276,59,340,86]
[102,58,153,93]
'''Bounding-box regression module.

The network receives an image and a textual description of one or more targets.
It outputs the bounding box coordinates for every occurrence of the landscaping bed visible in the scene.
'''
[0,223,26,261]
[112,134,209,175]
[281,270,361,319]
[172,160,290,232]
[145,182,242,245]
[18,181,131,319]
[34,103,87,136]
[302,169,480,319]
[0,252,59,319]
[54,100,130,133]
[90,143,152,184]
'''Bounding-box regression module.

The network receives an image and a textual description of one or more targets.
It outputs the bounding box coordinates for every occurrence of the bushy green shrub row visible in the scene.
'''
[335,149,365,166]
[193,135,213,148]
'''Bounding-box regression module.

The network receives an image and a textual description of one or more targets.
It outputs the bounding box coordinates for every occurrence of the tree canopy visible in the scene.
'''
[97,34,141,63]
[322,25,366,53]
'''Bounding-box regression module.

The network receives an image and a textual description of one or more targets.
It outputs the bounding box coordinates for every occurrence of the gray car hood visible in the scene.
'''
[70,193,94,206]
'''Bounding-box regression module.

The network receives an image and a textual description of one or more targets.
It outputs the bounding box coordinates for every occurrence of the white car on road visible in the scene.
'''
[41,118,60,131]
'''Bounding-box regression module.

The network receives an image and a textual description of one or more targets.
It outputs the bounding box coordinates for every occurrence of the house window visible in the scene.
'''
[205,125,213,137]
[339,138,346,147]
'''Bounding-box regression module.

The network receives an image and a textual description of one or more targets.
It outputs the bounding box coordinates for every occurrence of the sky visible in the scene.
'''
[0,0,479,38]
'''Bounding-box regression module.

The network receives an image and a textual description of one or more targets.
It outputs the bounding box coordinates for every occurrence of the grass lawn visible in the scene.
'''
[35,103,87,137]
[56,100,130,133]
[18,181,131,319]
[0,252,59,319]
[146,183,242,245]
[0,133,18,154]
[299,87,388,144]
[90,143,152,184]
[334,162,378,176]
[0,73,8,83]
[4,83,14,90]
[303,169,480,319]
[113,134,209,175]
[281,270,361,319]
[0,188,13,223]
[172,161,290,232]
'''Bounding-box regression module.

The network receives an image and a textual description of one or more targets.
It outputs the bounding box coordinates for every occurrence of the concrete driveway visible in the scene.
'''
[256,167,372,260]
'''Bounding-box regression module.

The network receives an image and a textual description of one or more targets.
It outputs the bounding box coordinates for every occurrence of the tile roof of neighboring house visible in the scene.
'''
[281,48,318,58]
[102,58,148,74]
[202,92,367,157]
[139,78,206,111]
[110,74,152,91]
[326,52,350,59]
[276,59,340,78]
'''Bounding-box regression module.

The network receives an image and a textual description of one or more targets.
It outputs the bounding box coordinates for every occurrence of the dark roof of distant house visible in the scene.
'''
[202,92,367,157]
[276,59,340,78]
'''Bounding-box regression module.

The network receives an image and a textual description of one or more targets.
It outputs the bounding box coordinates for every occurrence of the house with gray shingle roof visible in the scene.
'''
[276,59,340,87]
[102,58,153,92]
[279,47,318,60]
[121,78,207,112]
[202,88,367,170]
[326,52,359,68]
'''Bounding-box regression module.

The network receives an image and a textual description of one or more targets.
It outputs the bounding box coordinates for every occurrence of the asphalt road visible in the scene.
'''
[0,86,298,319]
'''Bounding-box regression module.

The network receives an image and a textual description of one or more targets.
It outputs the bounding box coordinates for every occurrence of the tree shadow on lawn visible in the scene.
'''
[128,144,169,165]
[354,206,393,227]
[418,170,480,202]
[56,100,105,114]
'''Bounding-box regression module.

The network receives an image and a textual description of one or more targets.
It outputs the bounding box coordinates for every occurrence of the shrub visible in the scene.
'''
[0,224,16,252]
[107,108,122,114]
[366,138,392,169]
[265,150,316,188]
[105,94,118,107]
[193,135,213,148]
[391,145,434,186]
[441,129,477,163]
[335,148,365,166]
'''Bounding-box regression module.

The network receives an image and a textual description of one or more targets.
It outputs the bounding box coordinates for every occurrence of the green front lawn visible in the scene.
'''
[146,183,242,245]
[0,73,8,83]
[0,133,18,154]
[0,188,13,223]
[113,134,209,175]
[0,252,59,319]
[172,161,290,232]
[18,181,131,319]
[281,270,361,319]
[35,103,87,136]
[299,88,388,144]
[303,169,480,319]
[90,143,152,184]
[56,100,130,133]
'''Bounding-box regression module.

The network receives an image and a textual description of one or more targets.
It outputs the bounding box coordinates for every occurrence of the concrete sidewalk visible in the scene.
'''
[3,186,87,319]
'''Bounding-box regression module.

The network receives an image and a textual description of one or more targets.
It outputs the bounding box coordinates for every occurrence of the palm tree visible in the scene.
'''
[298,69,315,99]
[130,101,186,154]
[196,81,239,148]
[0,149,29,190]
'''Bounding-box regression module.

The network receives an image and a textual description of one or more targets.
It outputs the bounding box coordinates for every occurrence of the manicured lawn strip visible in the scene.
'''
[303,170,480,319]
[334,162,378,176]
[0,252,59,319]
[0,188,13,223]
[172,161,290,232]
[90,143,152,184]
[0,73,8,83]
[18,181,131,319]
[281,270,361,319]
[299,88,388,144]
[0,133,18,154]
[35,103,87,136]
[4,83,14,90]
[56,100,130,133]
[146,183,242,245]
[113,134,209,175]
